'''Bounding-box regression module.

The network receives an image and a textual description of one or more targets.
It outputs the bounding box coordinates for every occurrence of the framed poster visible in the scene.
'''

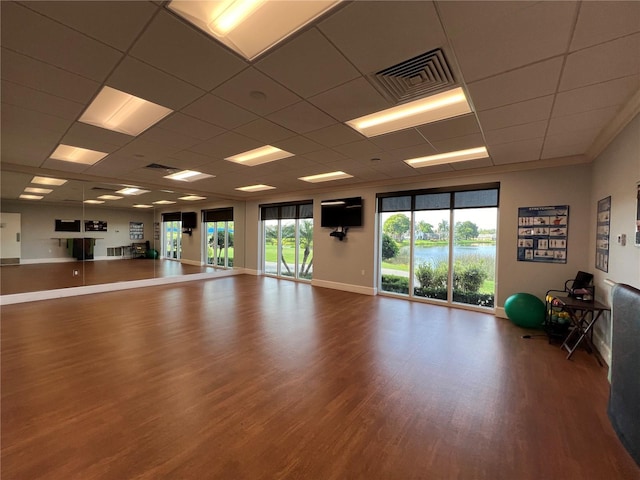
[517,205,569,263]
[595,197,611,272]
[129,221,144,240]
[154,222,160,241]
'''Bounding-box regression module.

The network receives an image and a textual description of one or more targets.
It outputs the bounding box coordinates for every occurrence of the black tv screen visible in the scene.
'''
[182,212,197,229]
[321,197,363,227]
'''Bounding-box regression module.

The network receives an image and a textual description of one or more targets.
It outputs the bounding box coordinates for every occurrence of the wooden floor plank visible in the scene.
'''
[1,276,637,479]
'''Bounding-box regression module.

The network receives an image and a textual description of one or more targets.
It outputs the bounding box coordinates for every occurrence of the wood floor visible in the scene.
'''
[0,259,216,295]
[1,276,637,479]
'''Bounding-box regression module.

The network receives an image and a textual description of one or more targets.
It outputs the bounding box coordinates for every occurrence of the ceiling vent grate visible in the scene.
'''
[90,186,118,192]
[145,163,178,172]
[371,48,456,104]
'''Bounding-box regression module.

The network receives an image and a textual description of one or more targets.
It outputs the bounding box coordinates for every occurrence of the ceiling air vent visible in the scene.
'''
[90,186,118,192]
[371,48,456,104]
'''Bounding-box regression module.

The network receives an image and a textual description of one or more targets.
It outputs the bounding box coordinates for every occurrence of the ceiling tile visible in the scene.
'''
[182,94,257,129]
[439,1,576,82]
[24,0,158,52]
[107,56,205,111]
[304,124,363,147]
[553,75,640,117]
[547,106,621,137]
[1,124,61,167]
[369,129,428,151]
[233,119,297,144]
[116,138,182,159]
[450,157,495,170]
[487,138,543,165]
[560,33,640,91]
[255,28,360,98]
[41,157,95,174]
[571,1,640,51]
[484,120,548,146]
[130,11,248,91]
[308,77,391,122]
[416,114,481,142]
[332,140,383,160]
[1,2,122,82]
[477,96,554,131]
[318,1,447,74]
[1,48,100,104]
[189,131,262,159]
[1,80,84,121]
[468,58,564,111]
[267,101,336,134]
[431,133,486,153]
[541,128,600,159]
[387,143,439,162]
[300,149,348,165]
[2,102,71,136]
[272,136,324,155]
[212,67,300,116]
[64,123,134,148]
[157,113,225,141]
[139,126,203,150]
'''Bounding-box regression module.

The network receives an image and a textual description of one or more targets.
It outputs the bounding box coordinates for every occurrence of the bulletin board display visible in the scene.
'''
[517,205,569,263]
[129,222,144,240]
[595,196,611,272]
[85,220,107,232]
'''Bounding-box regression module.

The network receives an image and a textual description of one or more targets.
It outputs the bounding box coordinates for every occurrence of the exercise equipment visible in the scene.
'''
[504,293,545,328]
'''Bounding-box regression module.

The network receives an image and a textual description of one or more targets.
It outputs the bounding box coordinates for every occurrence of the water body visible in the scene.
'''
[410,244,496,264]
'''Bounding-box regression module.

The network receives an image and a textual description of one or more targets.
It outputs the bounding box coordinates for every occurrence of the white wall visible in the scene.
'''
[588,114,640,360]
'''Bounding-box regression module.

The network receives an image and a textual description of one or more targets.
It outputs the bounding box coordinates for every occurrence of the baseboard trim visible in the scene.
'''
[180,259,202,267]
[311,279,376,296]
[0,269,243,306]
[21,257,75,264]
[495,306,507,319]
[593,330,612,367]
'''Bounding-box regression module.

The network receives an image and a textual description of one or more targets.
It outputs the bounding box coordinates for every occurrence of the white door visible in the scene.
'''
[0,212,21,264]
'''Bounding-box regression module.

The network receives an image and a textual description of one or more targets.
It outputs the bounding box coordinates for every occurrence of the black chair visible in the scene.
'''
[544,271,595,342]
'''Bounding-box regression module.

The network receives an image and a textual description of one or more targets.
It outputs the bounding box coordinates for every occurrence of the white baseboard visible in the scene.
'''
[311,279,376,296]
[21,257,75,264]
[0,269,243,305]
[592,330,611,367]
[495,306,507,319]
[180,259,203,267]
[240,268,261,276]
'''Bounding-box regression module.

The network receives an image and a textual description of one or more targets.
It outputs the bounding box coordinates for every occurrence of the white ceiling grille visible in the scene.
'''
[371,48,456,104]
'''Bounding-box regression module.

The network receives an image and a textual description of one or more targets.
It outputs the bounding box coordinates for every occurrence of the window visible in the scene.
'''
[261,201,313,280]
[203,208,234,268]
[378,183,499,308]
[161,212,182,260]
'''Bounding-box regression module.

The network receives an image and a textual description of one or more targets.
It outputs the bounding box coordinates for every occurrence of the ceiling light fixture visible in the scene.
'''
[178,195,207,201]
[167,0,341,60]
[24,187,53,194]
[79,86,173,136]
[298,171,353,183]
[50,144,108,165]
[225,145,294,166]
[19,194,43,200]
[235,184,276,192]
[404,146,489,168]
[346,87,472,137]
[133,204,153,209]
[83,199,105,204]
[31,176,67,186]
[153,200,177,205]
[97,195,123,200]
[163,170,215,182]
[116,187,150,195]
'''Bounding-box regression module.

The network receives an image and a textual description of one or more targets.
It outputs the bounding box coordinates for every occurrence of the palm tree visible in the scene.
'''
[299,220,313,277]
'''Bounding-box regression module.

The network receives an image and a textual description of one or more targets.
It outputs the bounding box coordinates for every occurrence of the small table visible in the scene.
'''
[556,296,609,366]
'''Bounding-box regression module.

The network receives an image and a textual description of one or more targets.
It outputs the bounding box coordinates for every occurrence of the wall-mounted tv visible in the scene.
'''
[321,197,363,228]
[182,212,198,229]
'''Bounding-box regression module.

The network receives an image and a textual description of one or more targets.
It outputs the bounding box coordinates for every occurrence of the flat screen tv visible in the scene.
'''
[321,197,363,228]
[182,212,197,229]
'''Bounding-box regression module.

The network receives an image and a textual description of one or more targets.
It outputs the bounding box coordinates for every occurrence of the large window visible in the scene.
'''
[261,202,313,280]
[378,184,499,309]
[162,212,182,260]
[203,208,234,269]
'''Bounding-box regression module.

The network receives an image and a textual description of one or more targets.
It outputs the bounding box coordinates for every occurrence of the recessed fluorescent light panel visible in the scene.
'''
[19,194,43,200]
[79,86,173,136]
[225,145,294,166]
[24,187,53,194]
[404,146,489,168]
[31,176,67,186]
[346,87,472,137]
[50,145,108,165]
[133,204,153,209]
[298,171,353,183]
[163,170,214,182]
[235,184,276,192]
[168,0,341,61]
[97,195,123,200]
[153,200,177,205]
[116,187,150,195]
[83,199,105,204]
[178,195,207,201]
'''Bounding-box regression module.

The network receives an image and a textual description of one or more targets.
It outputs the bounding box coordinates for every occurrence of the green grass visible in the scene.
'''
[264,244,313,264]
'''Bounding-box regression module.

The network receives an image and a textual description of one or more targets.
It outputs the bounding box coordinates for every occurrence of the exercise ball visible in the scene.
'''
[504,293,545,328]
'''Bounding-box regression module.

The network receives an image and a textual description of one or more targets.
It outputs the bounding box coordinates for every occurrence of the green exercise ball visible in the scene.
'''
[504,293,545,328]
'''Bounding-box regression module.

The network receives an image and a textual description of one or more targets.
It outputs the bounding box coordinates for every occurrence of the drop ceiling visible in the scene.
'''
[2,1,639,208]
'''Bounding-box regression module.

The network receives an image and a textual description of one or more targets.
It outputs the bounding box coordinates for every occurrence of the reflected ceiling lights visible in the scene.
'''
[225,145,294,166]
[133,204,153,209]
[50,145,108,165]
[346,87,472,137]
[163,170,215,182]
[116,187,150,195]
[404,146,489,168]
[19,194,43,200]
[97,195,123,200]
[178,195,207,201]
[31,176,67,186]
[235,184,276,192]
[298,171,353,183]
[168,0,342,61]
[153,200,177,205]
[83,199,105,204]
[79,86,173,136]
[24,187,53,194]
